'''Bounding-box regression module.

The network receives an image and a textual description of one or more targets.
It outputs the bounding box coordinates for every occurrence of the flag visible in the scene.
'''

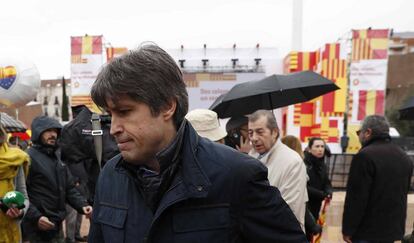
[352,29,389,61]
[71,35,104,111]
[356,90,385,120]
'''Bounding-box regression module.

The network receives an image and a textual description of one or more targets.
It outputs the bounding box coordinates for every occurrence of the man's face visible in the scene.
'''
[41,129,58,146]
[107,95,176,165]
[248,116,278,155]
[357,127,372,145]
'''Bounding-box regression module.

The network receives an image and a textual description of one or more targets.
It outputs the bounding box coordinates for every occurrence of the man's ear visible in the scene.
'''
[366,128,373,138]
[162,100,177,121]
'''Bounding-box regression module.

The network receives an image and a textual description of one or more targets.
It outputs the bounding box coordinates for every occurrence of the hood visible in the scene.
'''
[31,116,62,144]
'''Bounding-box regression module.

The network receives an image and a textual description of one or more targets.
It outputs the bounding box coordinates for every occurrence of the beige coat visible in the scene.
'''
[250,139,308,231]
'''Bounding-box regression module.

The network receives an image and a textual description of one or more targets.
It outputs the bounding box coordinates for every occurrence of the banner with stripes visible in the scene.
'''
[352,29,389,61]
[70,35,104,111]
[284,42,347,149]
[346,28,390,153]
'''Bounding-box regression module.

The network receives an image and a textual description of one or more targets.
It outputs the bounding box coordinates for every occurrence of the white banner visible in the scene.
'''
[349,59,387,91]
[71,55,103,96]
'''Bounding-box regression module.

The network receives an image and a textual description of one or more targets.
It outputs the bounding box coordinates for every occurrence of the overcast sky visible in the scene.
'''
[1,0,413,79]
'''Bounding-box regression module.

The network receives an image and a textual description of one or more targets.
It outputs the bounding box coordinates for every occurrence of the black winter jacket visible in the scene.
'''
[342,134,413,241]
[22,116,88,240]
[304,152,332,218]
[89,121,307,243]
[59,107,119,203]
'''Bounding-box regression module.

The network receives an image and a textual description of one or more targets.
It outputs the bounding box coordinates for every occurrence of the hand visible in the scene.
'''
[38,216,55,231]
[82,206,93,219]
[236,136,252,154]
[343,234,352,243]
[6,207,23,218]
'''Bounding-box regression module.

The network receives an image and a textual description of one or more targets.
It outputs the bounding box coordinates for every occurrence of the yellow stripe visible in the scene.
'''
[303,52,310,70]
[354,39,360,60]
[300,114,313,127]
[82,36,93,55]
[334,77,347,113]
[370,38,388,49]
[322,59,328,77]
[366,90,376,115]
[359,30,367,39]
[329,44,335,60]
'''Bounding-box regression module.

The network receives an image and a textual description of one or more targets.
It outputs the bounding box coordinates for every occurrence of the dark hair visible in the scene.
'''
[91,44,188,127]
[308,137,325,148]
[248,110,278,130]
[361,115,389,136]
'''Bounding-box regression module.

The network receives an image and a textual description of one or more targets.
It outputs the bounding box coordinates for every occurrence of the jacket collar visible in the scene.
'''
[115,119,211,198]
[177,120,211,198]
[362,133,391,148]
[249,138,281,164]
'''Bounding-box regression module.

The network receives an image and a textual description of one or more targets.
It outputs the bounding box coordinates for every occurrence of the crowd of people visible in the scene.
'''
[0,44,413,243]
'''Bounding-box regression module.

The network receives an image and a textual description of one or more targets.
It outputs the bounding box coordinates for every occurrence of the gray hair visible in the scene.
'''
[361,115,390,136]
[248,110,279,130]
[91,44,188,127]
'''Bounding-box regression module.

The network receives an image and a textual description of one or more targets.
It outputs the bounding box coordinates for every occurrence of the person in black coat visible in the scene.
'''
[88,45,307,243]
[342,115,413,243]
[59,105,119,205]
[304,137,333,220]
[22,116,92,242]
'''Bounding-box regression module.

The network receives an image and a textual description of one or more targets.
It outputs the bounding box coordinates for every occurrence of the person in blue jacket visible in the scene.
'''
[88,44,307,243]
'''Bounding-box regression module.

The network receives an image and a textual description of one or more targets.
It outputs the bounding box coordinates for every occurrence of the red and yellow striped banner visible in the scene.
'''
[352,29,389,61]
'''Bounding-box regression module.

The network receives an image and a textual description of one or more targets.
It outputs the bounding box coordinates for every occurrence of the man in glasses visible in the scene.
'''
[342,115,413,243]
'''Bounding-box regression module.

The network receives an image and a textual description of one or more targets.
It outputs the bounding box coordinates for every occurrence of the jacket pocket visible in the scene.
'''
[97,203,127,242]
[172,204,230,243]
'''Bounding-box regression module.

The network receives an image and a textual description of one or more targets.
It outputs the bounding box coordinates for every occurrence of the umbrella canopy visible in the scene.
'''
[210,71,340,118]
[399,96,414,120]
[0,112,27,133]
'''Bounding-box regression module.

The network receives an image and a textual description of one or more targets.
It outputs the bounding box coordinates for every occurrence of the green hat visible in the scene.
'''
[2,191,25,209]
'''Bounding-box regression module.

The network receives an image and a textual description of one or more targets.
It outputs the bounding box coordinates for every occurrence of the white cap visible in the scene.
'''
[185,109,227,142]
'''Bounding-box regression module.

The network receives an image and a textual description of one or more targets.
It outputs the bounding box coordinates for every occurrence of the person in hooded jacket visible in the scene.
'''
[22,116,92,243]
[304,137,332,220]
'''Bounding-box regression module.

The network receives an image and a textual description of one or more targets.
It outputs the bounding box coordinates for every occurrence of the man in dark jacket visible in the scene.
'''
[342,115,413,243]
[60,105,119,205]
[88,44,307,243]
[22,116,92,242]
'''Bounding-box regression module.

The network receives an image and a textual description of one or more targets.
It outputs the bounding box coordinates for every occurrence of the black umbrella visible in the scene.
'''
[210,70,340,118]
[399,96,414,120]
[0,112,27,133]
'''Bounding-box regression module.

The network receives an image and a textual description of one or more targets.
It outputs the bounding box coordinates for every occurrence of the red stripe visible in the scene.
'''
[352,30,360,39]
[375,90,385,114]
[367,29,389,38]
[92,36,102,54]
[71,37,82,55]
[322,92,335,113]
[335,43,340,59]
[372,49,388,59]
[301,102,314,114]
[358,90,367,120]
[322,44,329,59]
[329,120,338,128]
[309,52,316,69]
[297,52,303,71]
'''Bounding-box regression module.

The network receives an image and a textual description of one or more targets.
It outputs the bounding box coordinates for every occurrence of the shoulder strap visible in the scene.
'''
[91,113,103,169]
